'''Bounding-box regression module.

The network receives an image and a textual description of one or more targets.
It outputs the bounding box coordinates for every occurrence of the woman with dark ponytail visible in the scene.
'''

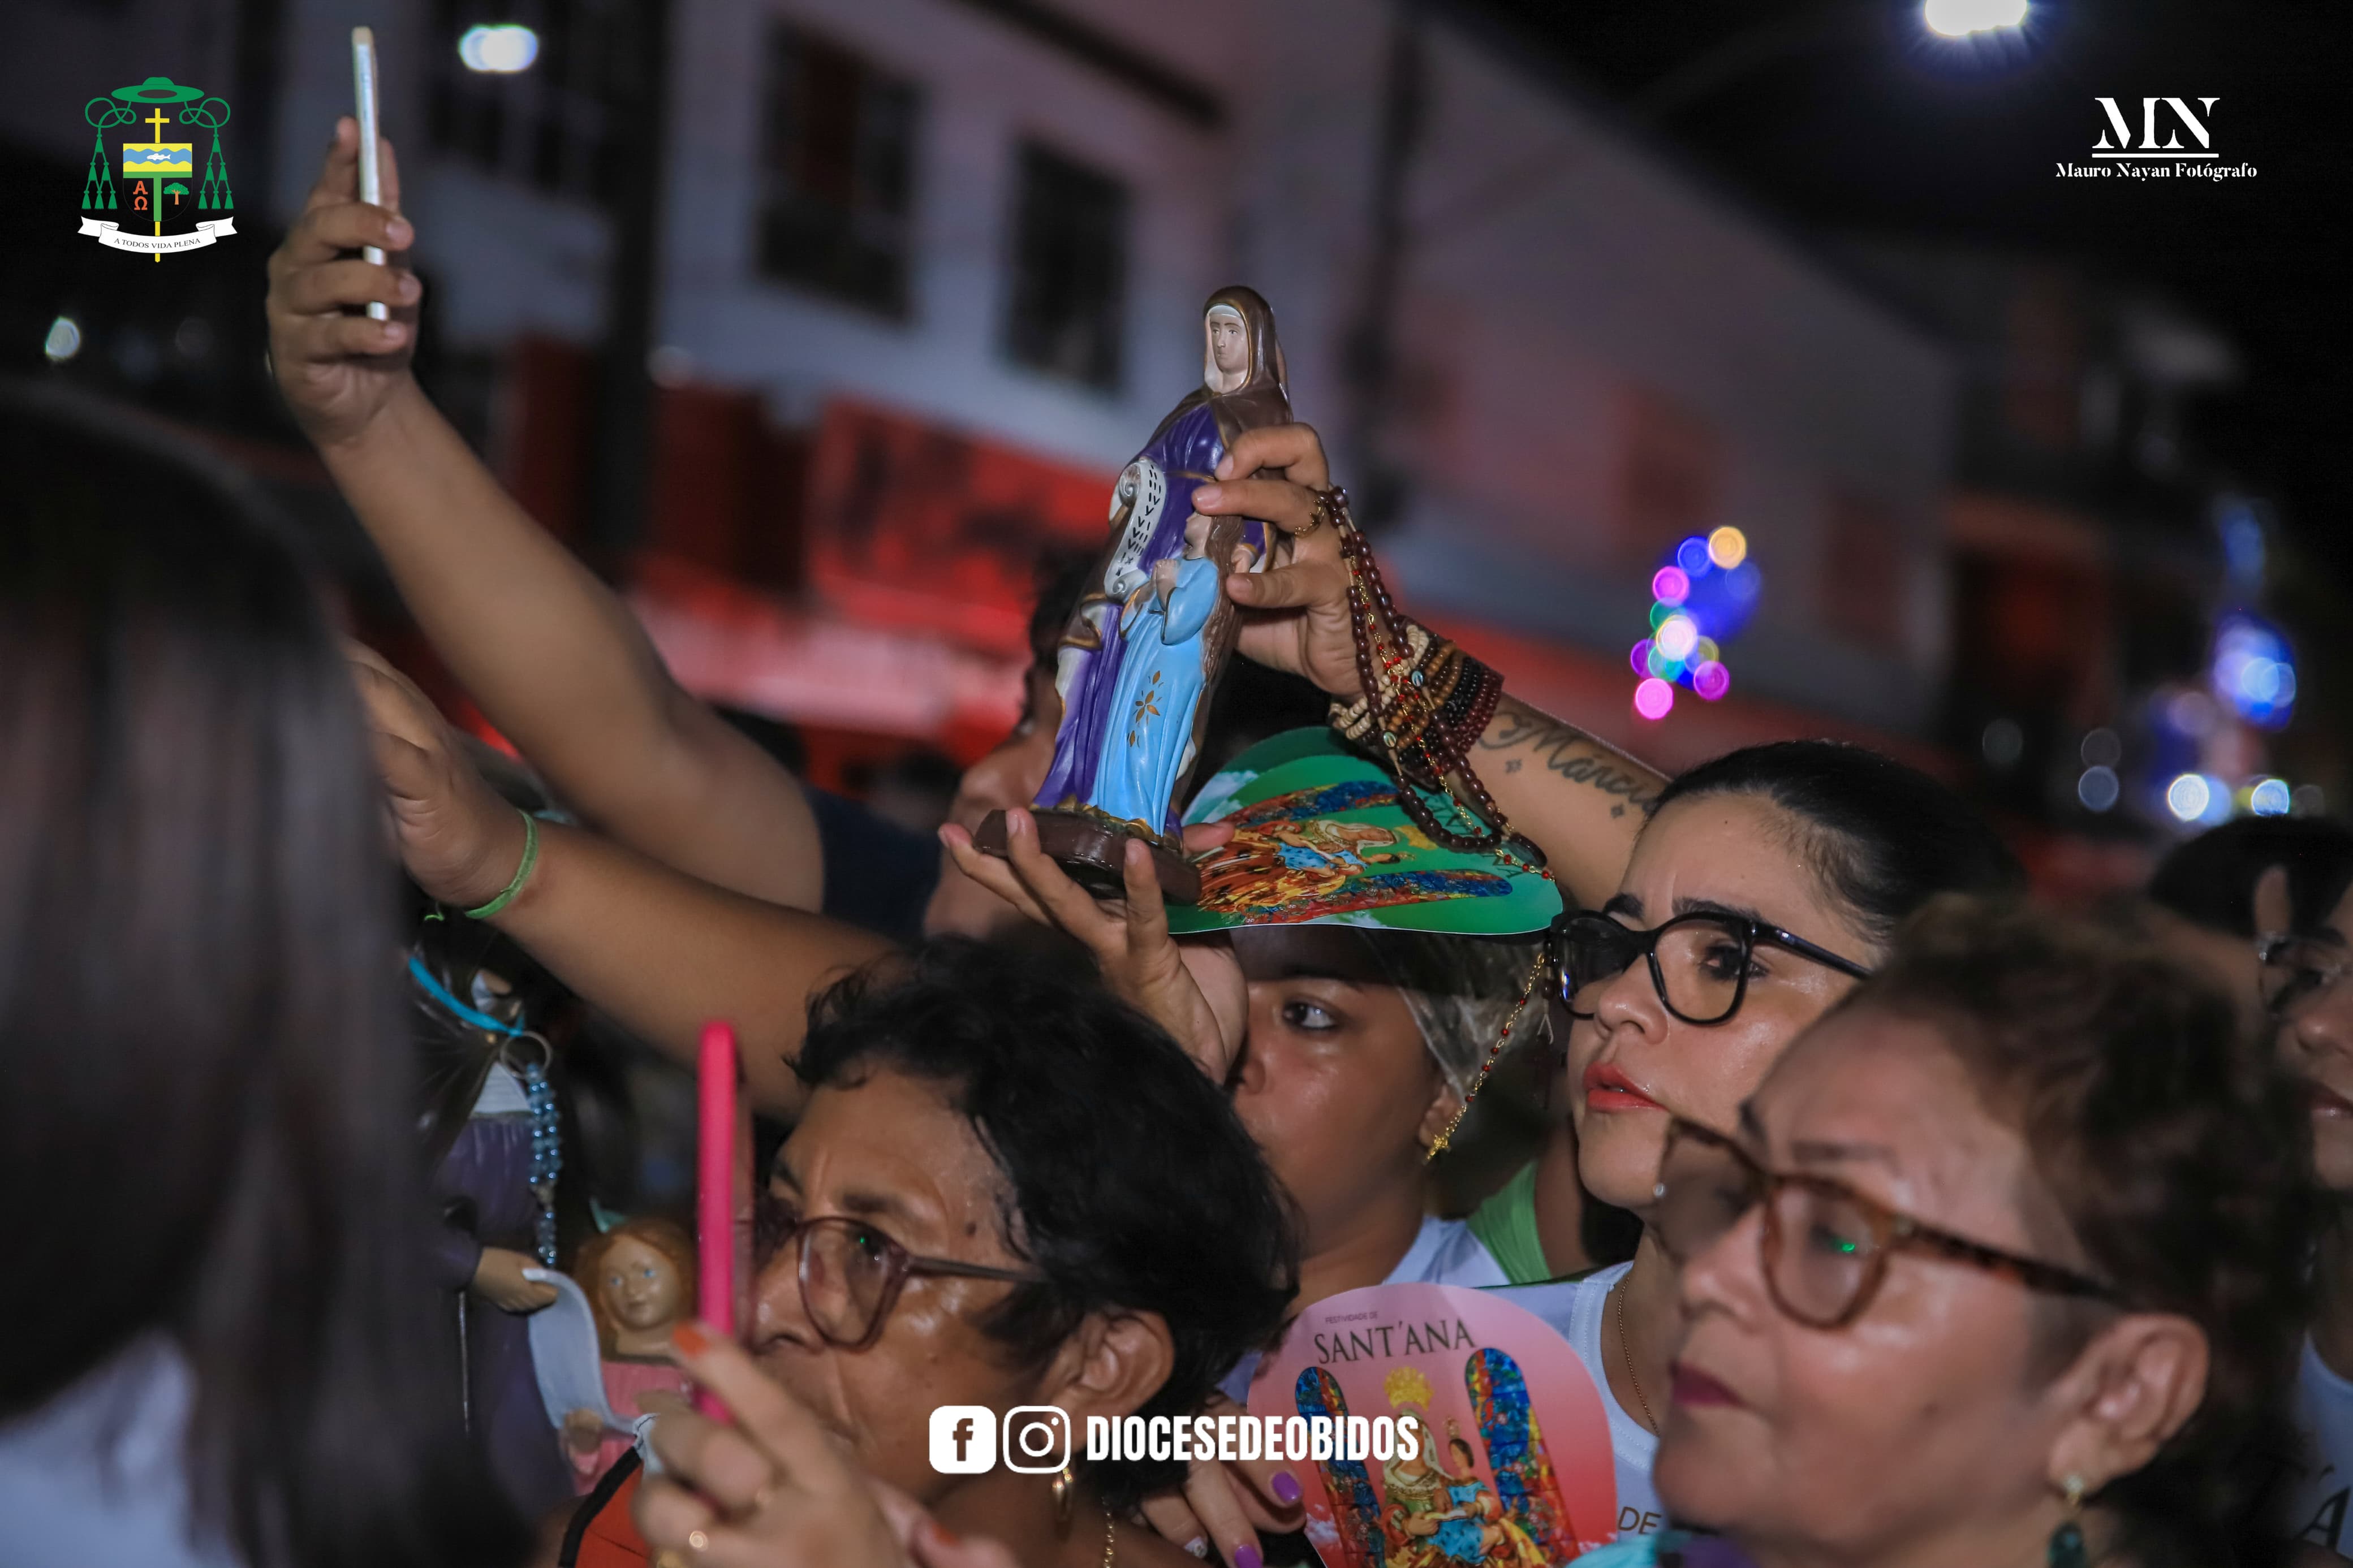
[0,385,528,1567]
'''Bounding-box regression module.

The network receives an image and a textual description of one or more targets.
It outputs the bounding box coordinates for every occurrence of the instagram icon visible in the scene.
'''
[999,1406,1072,1474]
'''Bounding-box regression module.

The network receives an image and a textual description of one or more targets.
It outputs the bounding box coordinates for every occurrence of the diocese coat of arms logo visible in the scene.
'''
[79,75,235,260]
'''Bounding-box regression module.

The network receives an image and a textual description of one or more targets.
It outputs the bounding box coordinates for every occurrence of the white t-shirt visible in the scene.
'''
[1222,1217,1507,1403]
[1494,1263,1665,1541]
[2284,1335,2353,1554]
[0,1337,243,1567]
[1390,1214,1509,1290]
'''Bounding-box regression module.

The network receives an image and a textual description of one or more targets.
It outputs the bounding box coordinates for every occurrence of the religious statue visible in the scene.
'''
[980,286,1292,900]
[561,1218,697,1492]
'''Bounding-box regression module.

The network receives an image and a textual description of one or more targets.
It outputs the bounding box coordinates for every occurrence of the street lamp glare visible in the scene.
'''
[1924,0,2028,38]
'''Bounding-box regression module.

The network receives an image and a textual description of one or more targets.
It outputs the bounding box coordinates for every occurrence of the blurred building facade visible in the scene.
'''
[7,0,1958,776]
[1834,238,2332,891]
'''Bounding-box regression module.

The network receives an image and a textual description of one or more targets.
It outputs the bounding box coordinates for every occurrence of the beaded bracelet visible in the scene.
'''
[1318,486,1541,865]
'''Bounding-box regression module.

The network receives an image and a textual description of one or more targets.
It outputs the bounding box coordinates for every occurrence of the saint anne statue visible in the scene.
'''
[981,287,1294,901]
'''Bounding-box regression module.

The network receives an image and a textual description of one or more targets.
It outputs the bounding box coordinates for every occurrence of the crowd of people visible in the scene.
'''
[6,116,2353,1568]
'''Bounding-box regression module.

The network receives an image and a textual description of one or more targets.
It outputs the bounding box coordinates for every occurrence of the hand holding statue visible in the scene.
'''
[940,809,1246,1082]
[1188,424,1363,702]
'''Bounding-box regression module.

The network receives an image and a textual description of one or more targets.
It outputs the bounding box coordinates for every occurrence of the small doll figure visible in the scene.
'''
[563,1217,697,1491]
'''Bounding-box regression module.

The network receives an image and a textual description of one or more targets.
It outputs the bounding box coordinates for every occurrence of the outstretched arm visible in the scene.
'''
[270,118,822,909]
[1191,425,1666,911]
[356,649,889,1115]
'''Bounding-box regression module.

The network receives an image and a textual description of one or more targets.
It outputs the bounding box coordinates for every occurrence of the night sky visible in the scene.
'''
[1472,0,2350,592]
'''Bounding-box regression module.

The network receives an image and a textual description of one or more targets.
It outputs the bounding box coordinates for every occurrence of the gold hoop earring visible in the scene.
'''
[1052,1463,1076,1526]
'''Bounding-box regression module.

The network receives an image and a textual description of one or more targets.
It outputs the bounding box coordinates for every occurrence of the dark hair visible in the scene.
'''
[1849,896,2310,1568]
[0,385,527,1567]
[792,940,1299,1507]
[2148,817,2353,938]
[1652,741,2021,947]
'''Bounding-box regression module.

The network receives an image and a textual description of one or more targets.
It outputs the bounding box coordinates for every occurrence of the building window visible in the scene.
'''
[426,0,637,207]
[1004,143,1127,391]
[754,25,920,320]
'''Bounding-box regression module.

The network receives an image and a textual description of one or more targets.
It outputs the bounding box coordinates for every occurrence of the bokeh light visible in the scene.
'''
[1924,0,2028,38]
[2165,774,2213,823]
[1655,614,1699,663]
[2079,728,2121,768]
[43,317,81,363]
[459,23,540,72]
[2250,778,2292,817]
[2212,615,2296,729]
[2076,766,2120,813]
[2166,690,2219,739]
[1641,536,1759,714]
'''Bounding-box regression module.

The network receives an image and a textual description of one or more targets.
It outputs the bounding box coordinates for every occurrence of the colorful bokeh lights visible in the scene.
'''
[1630,528,1759,721]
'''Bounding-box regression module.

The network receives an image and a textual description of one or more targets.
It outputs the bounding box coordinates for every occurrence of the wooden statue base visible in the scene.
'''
[972,808,1202,905]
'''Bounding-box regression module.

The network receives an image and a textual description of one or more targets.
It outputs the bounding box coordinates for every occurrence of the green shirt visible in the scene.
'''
[1466,1160,1552,1285]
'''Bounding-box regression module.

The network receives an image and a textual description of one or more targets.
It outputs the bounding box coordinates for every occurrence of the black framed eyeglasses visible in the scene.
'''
[2261,931,2350,1018]
[1654,1119,2121,1329]
[755,1197,1047,1351]
[1555,910,1873,1025]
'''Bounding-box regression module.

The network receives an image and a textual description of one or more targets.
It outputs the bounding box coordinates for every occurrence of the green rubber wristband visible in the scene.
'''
[464,809,540,919]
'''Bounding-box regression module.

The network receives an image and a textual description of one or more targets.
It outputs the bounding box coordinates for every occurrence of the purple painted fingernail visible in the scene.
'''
[1270,1470,1301,1505]
[1233,1548,1262,1568]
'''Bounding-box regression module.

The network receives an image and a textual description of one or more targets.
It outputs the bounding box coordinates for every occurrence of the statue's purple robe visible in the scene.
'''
[1033,401,1227,813]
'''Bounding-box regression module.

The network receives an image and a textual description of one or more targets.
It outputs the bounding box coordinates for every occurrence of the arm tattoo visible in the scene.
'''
[1477,709,1660,818]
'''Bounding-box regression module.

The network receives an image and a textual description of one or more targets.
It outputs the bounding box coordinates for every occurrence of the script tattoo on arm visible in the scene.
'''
[1477,708,1660,819]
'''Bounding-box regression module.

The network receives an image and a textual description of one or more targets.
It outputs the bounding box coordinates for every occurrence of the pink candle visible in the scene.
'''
[695,1020,737,1419]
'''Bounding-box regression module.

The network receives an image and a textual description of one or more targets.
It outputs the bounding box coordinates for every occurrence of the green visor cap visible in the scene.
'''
[1165,728,1562,936]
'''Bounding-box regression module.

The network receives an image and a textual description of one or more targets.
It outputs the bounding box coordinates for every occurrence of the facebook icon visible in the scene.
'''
[929,1405,996,1474]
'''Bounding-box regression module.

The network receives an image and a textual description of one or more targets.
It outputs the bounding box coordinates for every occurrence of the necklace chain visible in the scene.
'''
[1613,1280,1658,1433]
[1102,1505,1117,1568]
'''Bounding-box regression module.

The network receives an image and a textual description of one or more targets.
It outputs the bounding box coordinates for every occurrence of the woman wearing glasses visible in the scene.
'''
[1501,741,2017,1539]
[593,940,1297,1568]
[1609,897,2309,1568]
[2261,828,2353,1556]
